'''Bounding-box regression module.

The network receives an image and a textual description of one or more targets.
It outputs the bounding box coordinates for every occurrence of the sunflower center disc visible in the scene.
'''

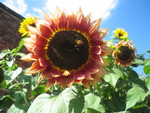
[47,31,89,70]
[118,33,123,37]
[117,46,133,61]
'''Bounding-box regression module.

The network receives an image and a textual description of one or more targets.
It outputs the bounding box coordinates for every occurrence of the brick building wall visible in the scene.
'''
[0,2,24,51]
[0,3,30,68]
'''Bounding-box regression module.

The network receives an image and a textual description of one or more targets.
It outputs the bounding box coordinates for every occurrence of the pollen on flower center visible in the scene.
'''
[47,30,89,70]
[117,46,133,61]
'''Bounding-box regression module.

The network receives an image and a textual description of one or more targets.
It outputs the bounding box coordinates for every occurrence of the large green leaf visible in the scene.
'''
[126,85,149,110]
[27,86,84,113]
[7,103,30,113]
[145,76,150,91]
[5,67,22,85]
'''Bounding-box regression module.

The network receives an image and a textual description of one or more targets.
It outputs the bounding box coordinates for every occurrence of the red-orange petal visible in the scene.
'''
[25,61,45,74]
[21,53,38,62]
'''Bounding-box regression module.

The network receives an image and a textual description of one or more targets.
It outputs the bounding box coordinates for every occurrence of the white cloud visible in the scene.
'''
[3,0,27,15]
[33,8,42,14]
[27,8,43,19]
[45,0,119,20]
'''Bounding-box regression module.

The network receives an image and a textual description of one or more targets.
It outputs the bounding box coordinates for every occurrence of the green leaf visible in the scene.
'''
[114,111,131,113]
[126,69,148,90]
[19,72,38,90]
[143,65,150,74]
[145,76,150,91]
[13,52,26,57]
[12,37,27,52]
[6,58,15,67]
[144,58,150,65]
[85,93,100,107]
[87,108,101,113]
[5,67,22,85]
[0,49,10,59]
[12,91,27,104]
[103,73,121,87]
[126,85,149,110]
[132,60,144,65]
[27,86,84,113]
[0,95,14,111]
[126,69,139,79]
[7,103,30,113]
[113,68,123,77]
[147,50,150,53]
[84,93,105,113]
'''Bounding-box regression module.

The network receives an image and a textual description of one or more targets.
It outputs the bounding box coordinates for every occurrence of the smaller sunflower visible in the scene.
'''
[113,40,136,67]
[113,28,128,39]
[19,17,37,36]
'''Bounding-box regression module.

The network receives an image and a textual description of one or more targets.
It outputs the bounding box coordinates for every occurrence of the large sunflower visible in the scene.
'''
[19,17,37,36]
[113,28,128,39]
[21,8,111,89]
[113,40,136,67]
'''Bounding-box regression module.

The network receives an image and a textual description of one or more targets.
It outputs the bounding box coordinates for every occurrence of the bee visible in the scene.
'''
[75,39,84,51]
[62,38,84,52]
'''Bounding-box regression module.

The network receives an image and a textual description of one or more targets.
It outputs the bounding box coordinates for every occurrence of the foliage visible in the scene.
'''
[0,31,150,113]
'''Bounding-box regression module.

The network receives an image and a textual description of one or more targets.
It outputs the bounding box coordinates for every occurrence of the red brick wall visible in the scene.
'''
[0,9,23,51]
[0,5,30,68]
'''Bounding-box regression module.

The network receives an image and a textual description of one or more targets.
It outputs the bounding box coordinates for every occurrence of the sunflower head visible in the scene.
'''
[19,17,37,36]
[113,40,136,67]
[21,8,111,89]
[113,28,128,39]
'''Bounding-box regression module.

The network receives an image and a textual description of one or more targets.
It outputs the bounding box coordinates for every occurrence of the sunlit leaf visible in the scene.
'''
[5,67,22,85]
[113,68,123,77]
[103,73,121,87]
[145,76,150,91]
[126,85,149,110]
[84,93,105,113]
[6,58,15,67]
[0,49,10,59]
[7,103,30,113]
[132,60,144,65]
[27,86,84,113]
[12,52,26,57]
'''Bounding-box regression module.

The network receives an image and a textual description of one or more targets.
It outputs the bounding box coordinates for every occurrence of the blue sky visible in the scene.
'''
[1,0,150,74]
